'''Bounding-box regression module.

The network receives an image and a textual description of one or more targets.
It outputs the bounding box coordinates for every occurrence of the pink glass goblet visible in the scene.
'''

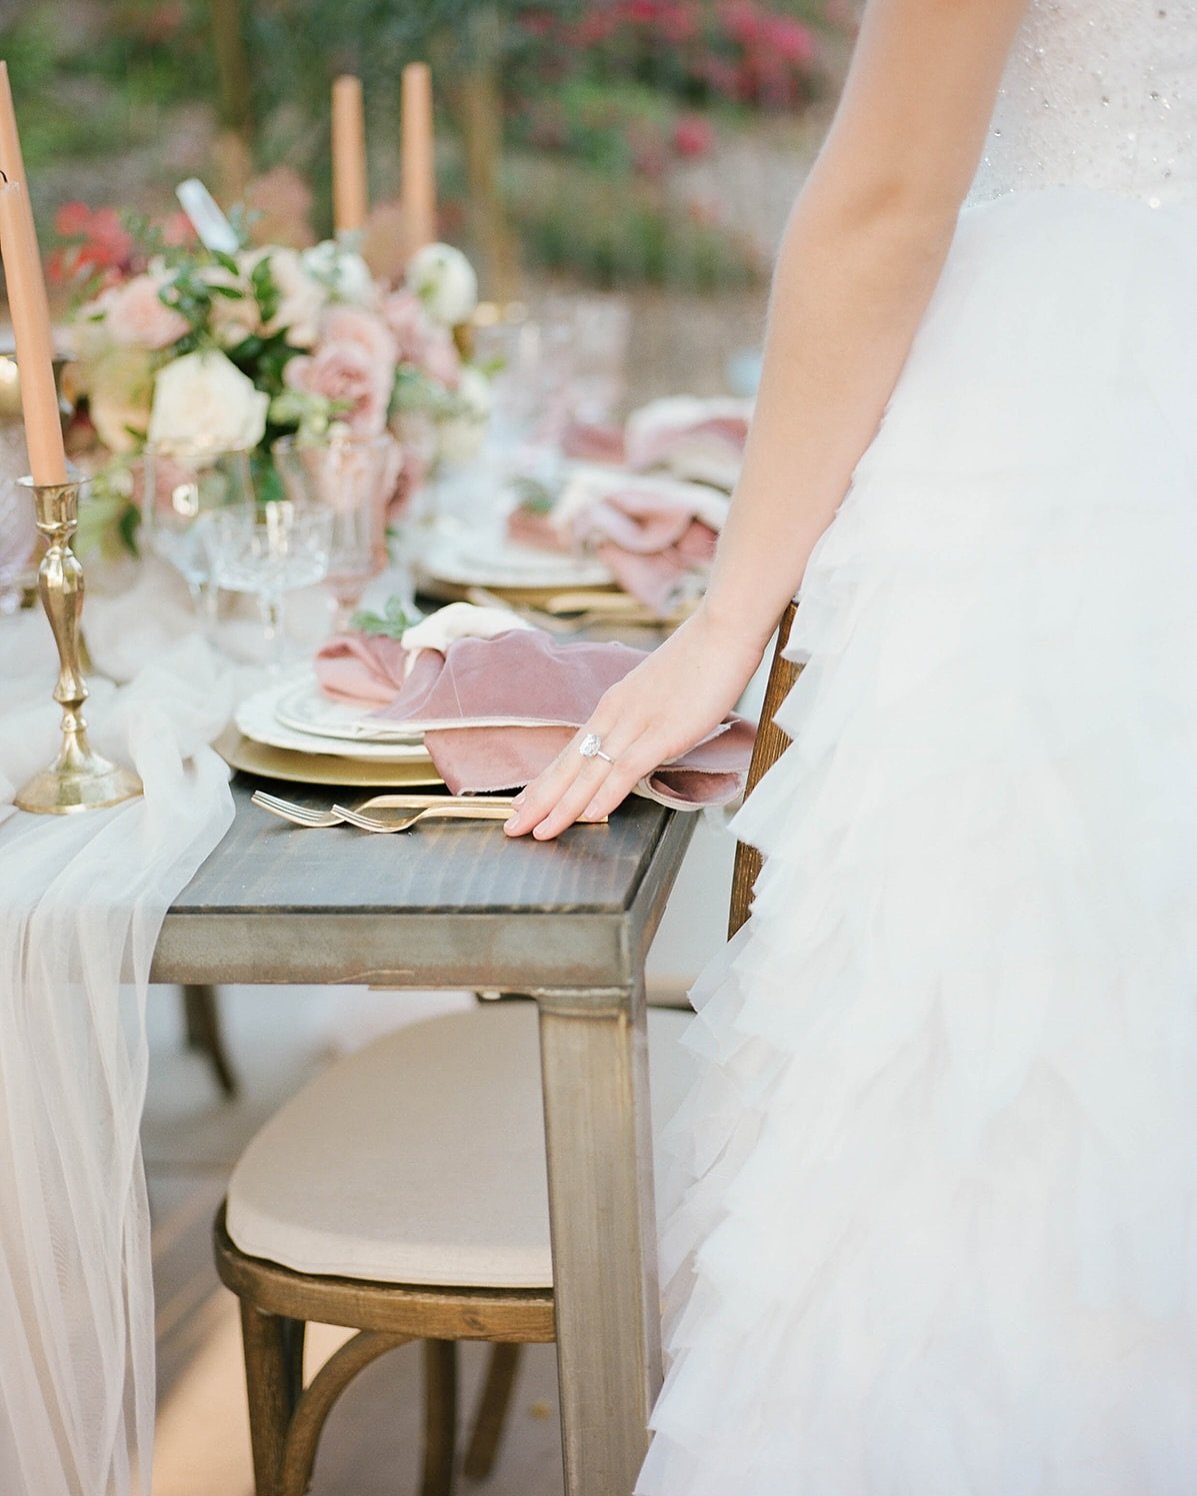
[273,431,402,633]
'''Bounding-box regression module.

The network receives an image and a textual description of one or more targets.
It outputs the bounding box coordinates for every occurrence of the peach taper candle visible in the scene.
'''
[401,62,437,255]
[332,74,368,236]
[0,179,66,485]
[0,62,29,191]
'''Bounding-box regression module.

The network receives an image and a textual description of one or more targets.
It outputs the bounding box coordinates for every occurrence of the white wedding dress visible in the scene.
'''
[637,3,1197,1492]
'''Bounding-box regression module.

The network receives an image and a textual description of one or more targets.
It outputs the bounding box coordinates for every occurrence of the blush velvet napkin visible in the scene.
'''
[315,624,755,810]
[508,469,729,618]
[562,395,752,490]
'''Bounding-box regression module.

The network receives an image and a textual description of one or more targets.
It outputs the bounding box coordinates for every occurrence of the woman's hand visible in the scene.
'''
[503,603,767,841]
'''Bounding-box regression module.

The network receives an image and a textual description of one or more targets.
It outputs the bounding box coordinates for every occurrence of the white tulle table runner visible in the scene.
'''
[0,562,273,1494]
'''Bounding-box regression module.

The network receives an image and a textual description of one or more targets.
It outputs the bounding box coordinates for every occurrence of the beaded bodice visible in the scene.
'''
[969,0,1197,206]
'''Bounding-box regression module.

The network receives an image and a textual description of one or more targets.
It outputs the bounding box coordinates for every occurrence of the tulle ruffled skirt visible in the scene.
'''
[637,187,1197,1495]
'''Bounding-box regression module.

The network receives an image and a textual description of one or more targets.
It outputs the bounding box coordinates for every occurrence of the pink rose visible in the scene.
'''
[285,340,391,436]
[320,304,398,370]
[381,290,434,362]
[421,327,462,390]
[104,273,190,350]
[380,290,461,390]
[385,444,429,525]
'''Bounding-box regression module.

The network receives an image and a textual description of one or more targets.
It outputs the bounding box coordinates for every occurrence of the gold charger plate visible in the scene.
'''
[214,726,444,788]
[420,576,621,609]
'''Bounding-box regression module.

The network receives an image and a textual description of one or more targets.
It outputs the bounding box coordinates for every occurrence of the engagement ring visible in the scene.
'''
[579,733,615,765]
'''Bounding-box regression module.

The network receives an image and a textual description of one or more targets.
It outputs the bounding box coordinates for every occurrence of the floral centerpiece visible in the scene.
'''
[57,205,490,556]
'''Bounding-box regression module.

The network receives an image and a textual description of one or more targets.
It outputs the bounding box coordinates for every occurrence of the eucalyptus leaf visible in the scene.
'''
[349,596,420,640]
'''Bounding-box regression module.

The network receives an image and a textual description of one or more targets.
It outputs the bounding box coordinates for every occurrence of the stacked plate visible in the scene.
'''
[416,528,615,605]
[218,671,444,788]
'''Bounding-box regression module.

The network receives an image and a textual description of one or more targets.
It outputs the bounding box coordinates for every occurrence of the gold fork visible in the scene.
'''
[251,789,517,829]
[334,800,608,832]
[330,802,516,833]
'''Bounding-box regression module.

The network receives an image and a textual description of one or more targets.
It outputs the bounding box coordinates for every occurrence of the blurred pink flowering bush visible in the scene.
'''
[516,0,822,112]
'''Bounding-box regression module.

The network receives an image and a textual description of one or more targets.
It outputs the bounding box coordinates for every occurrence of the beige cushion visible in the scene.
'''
[226,1005,693,1289]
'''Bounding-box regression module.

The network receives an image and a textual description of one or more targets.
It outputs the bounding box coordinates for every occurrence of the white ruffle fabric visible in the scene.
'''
[0,573,239,1495]
[638,188,1197,1495]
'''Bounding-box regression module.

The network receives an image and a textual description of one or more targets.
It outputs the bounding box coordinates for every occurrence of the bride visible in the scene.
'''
[506,0,1197,1489]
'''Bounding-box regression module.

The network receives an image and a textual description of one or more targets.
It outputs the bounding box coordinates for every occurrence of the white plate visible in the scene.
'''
[418,530,613,591]
[236,676,427,761]
[273,676,423,745]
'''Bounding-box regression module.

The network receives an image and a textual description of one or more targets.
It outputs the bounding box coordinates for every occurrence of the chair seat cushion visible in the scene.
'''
[226,1004,693,1289]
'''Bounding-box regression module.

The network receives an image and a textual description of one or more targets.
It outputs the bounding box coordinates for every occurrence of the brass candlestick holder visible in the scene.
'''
[15,474,143,814]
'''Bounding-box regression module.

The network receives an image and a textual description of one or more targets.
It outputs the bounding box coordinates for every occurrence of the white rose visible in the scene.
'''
[251,247,327,349]
[147,350,269,452]
[301,240,377,308]
[437,366,492,463]
[406,243,478,327]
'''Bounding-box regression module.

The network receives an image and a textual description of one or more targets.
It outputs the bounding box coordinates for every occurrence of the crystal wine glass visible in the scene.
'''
[138,443,256,627]
[208,500,334,670]
[273,431,401,633]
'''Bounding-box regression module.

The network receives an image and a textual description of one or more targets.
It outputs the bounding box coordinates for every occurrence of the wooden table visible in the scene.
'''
[150,775,697,1496]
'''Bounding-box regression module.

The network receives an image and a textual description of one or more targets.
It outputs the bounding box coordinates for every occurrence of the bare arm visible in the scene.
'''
[706,0,1029,649]
[506,0,1030,840]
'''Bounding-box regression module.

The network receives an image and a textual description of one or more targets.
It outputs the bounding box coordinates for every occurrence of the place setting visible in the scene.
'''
[411,393,753,632]
[226,594,757,829]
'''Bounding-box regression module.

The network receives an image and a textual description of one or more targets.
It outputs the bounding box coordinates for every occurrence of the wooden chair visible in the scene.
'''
[728,599,801,937]
[214,1005,693,1496]
[213,601,801,1496]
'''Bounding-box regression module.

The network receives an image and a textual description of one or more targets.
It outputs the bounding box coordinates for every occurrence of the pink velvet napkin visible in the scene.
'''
[570,488,719,618]
[314,634,413,705]
[506,479,724,617]
[563,401,752,486]
[561,420,627,465]
[505,503,570,555]
[367,628,754,809]
[625,411,749,482]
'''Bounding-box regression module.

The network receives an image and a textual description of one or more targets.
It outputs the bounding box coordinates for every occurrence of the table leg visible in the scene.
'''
[182,982,239,1098]
[535,982,661,1496]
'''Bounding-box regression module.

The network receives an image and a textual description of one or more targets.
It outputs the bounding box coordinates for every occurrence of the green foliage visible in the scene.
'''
[349,593,419,639]
[1,1,215,181]
[512,78,684,176]
[509,167,764,289]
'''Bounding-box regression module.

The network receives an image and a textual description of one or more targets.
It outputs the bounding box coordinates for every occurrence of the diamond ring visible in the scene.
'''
[579,732,615,765]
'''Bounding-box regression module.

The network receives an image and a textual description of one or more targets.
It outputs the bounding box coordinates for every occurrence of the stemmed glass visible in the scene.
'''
[563,293,631,426]
[138,443,256,627]
[207,500,334,670]
[273,431,402,633]
[477,312,576,474]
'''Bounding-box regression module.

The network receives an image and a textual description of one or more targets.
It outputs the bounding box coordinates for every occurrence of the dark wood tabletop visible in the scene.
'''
[151,775,696,994]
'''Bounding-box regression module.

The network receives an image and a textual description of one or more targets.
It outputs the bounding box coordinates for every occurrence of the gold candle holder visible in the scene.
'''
[15,474,142,814]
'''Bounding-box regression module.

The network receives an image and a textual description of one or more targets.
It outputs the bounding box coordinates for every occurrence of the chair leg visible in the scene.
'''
[463,1342,522,1481]
[421,1339,459,1496]
[239,1301,305,1496]
[182,983,239,1098]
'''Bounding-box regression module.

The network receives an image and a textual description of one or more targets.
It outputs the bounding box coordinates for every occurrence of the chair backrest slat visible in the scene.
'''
[727,600,801,938]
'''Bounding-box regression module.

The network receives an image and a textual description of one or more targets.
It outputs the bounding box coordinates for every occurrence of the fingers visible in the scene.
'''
[504,719,668,841]
[502,726,612,838]
[573,746,655,825]
[503,711,637,839]
[525,729,650,841]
